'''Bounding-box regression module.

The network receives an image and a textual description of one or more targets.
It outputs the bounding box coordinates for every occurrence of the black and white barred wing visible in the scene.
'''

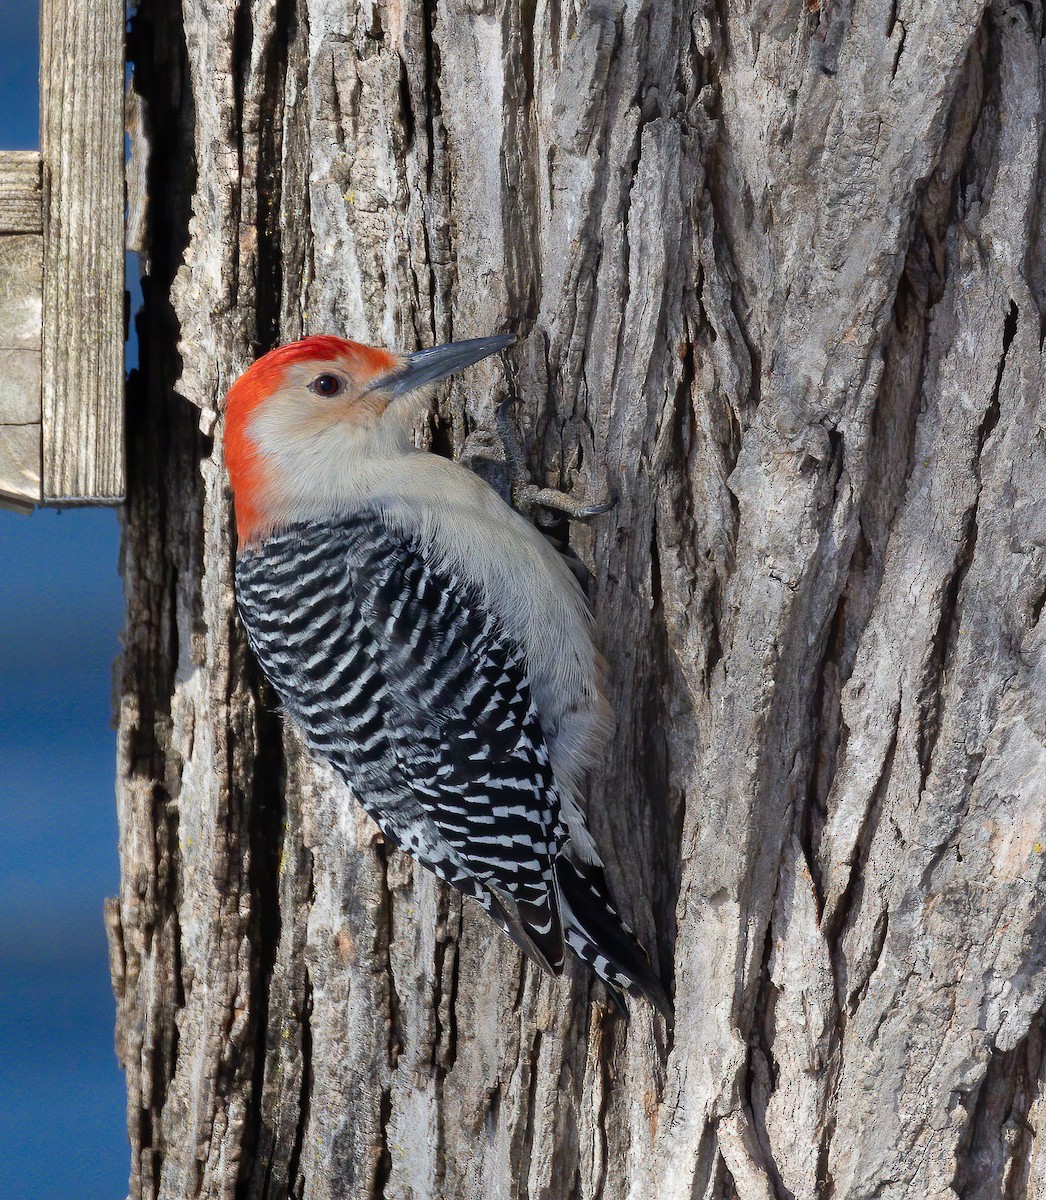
[235,517,567,973]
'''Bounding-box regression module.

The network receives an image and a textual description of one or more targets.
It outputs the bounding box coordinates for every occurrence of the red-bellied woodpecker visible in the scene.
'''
[223,333,670,1016]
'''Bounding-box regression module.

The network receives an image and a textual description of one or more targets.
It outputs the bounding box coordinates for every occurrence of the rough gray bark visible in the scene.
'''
[109,2,1046,1198]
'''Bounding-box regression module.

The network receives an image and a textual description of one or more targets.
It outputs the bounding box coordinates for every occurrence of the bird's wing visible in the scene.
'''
[235,513,567,973]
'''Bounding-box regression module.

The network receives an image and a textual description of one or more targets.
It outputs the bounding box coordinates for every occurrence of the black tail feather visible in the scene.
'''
[555,857,672,1019]
[481,886,565,977]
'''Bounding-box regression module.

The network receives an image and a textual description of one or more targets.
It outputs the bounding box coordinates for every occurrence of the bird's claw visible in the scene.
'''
[518,485,616,522]
[486,392,613,523]
[573,496,616,520]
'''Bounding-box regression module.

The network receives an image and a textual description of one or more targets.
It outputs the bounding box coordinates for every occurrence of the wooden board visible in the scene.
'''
[0,152,43,235]
[0,424,42,508]
[0,210,42,508]
[40,0,124,502]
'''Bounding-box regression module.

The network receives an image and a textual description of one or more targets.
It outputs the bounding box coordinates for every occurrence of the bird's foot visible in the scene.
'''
[516,485,615,522]
[493,397,615,523]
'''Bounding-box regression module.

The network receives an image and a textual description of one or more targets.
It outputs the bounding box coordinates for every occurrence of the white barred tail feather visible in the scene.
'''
[557,856,672,1017]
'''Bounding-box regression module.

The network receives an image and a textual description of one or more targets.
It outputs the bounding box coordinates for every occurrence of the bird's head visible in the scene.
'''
[223,333,514,545]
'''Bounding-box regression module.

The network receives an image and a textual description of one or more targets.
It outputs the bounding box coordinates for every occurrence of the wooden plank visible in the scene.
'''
[40,0,124,502]
[0,234,42,354]
[0,423,42,508]
[0,152,43,235]
[0,345,42,425]
[0,233,42,508]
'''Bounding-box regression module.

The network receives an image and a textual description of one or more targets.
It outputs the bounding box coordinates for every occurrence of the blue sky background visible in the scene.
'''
[1,7,129,1196]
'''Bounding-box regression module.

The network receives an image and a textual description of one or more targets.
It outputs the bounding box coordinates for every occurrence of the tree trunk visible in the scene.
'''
[109,2,1046,1197]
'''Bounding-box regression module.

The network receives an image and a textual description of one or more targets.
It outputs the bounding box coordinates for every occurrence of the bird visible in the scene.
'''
[223,332,670,1016]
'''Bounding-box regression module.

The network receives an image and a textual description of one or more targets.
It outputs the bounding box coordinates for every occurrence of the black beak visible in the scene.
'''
[373,334,516,398]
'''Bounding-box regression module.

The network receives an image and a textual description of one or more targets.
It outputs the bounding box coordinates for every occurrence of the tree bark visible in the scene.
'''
[109,2,1046,1198]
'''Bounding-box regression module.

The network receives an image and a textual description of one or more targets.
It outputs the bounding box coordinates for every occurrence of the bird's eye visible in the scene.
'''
[309,373,345,398]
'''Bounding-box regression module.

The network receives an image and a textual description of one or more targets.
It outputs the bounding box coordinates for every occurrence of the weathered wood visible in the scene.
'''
[0,230,42,507]
[112,3,1046,1199]
[39,0,124,502]
[0,423,41,507]
[0,152,43,235]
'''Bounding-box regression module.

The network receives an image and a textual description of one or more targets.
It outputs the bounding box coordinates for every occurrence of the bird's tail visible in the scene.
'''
[555,856,672,1018]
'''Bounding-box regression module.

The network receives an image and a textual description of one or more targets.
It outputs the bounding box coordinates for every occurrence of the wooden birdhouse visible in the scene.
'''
[0,0,124,508]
